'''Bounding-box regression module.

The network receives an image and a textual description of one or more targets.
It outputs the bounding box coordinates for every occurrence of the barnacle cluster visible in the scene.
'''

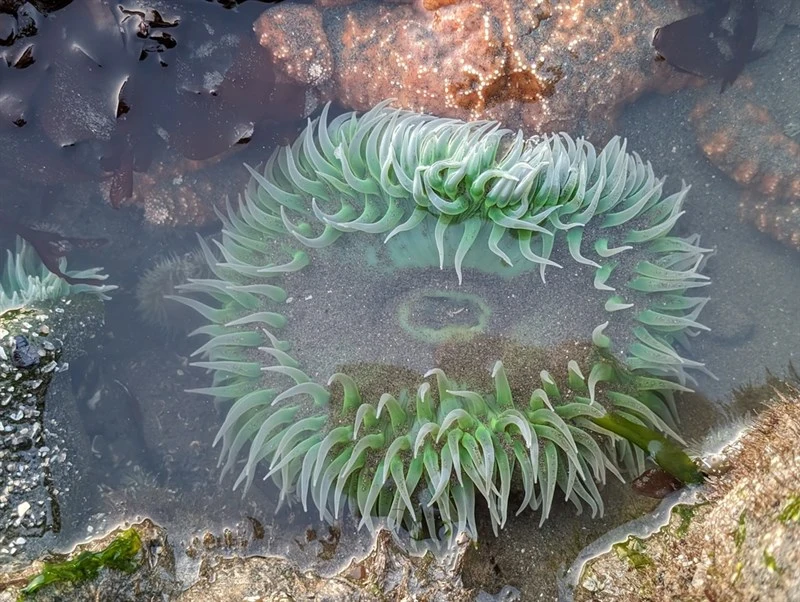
[1,238,115,553]
[176,102,710,540]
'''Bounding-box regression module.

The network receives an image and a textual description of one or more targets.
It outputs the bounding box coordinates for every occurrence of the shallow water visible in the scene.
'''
[0,1,798,600]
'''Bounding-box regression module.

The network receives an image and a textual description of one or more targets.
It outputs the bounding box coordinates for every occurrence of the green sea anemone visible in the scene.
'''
[1,237,115,315]
[175,102,710,540]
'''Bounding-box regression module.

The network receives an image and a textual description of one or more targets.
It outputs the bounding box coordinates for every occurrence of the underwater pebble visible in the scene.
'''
[0,347,6,361]
[16,501,29,518]
[10,436,32,451]
[11,335,40,368]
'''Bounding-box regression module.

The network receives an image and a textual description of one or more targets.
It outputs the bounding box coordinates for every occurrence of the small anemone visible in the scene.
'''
[687,412,755,473]
[175,102,711,540]
[136,250,207,331]
[1,237,115,315]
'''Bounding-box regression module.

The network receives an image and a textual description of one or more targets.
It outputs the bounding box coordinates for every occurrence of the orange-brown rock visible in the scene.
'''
[136,157,249,228]
[100,154,248,228]
[255,0,693,139]
[255,4,333,88]
[689,28,800,253]
[422,0,461,10]
[738,192,800,251]
[691,87,800,204]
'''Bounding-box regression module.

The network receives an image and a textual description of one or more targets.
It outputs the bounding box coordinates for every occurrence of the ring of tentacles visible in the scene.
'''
[176,101,711,541]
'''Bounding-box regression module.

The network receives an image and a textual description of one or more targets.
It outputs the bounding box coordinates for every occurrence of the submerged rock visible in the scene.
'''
[254,0,693,139]
[0,519,517,601]
[0,520,178,602]
[0,299,103,562]
[0,239,112,564]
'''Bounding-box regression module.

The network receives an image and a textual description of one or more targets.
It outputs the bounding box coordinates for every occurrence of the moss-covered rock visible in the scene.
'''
[570,383,800,601]
[0,519,512,602]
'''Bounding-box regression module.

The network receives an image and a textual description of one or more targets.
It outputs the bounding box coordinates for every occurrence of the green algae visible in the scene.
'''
[731,511,746,586]
[672,504,702,538]
[777,495,800,523]
[763,549,783,574]
[733,511,747,550]
[612,537,652,569]
[20,528,142,599]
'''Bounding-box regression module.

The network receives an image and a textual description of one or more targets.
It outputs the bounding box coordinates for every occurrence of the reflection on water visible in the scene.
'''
[0,0,798,599]
[0,0,304,219]
[0,0,316,575]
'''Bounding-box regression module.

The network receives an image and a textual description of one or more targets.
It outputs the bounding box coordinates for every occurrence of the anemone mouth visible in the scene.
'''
[396,288,490,344]
[177,102,711,541]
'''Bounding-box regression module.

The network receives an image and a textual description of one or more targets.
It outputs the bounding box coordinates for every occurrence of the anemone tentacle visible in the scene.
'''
[177,103,710,541]
[1,237,115,314]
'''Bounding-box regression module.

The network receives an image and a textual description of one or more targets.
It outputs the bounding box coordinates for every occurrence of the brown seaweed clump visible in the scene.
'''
[575,384,800,602]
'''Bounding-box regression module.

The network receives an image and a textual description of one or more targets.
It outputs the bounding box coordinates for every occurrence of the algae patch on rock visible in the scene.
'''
[572,383,800,602]
[19,528,142,598]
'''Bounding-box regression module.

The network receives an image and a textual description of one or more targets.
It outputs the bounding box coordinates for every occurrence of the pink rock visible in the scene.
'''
[255,0,694,139]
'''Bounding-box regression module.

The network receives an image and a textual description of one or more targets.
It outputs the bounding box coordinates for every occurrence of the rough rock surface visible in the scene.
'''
[0,299,103,563]
[0,520,513,601]
[255,0,693,139]
[570,384,800,601]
